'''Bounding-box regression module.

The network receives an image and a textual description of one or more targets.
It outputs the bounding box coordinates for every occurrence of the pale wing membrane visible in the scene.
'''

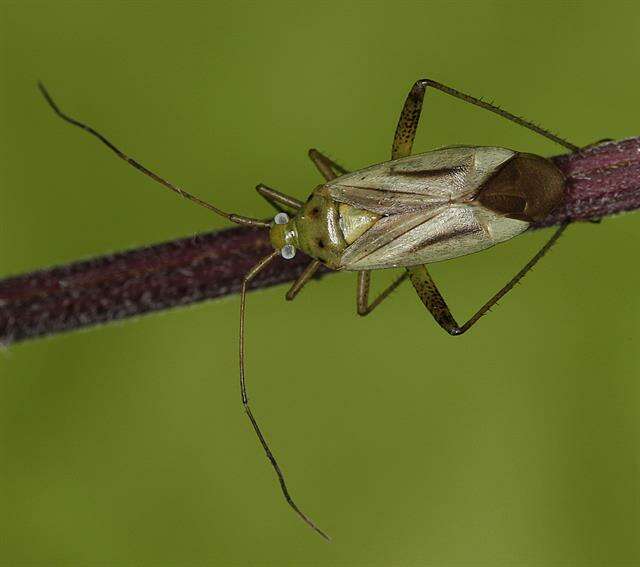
[342,204,529,271]
[340,207,447,267]
[329,185,442,215]
[326,146,516,210]
[391,146,515,193]
[350,205,484,269]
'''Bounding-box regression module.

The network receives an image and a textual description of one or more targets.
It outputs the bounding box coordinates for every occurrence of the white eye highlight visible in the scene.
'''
[274,212,290,225]
[280,245,296,260]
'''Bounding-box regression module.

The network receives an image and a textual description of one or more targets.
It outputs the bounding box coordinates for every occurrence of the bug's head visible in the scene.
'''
[269,212,299,260]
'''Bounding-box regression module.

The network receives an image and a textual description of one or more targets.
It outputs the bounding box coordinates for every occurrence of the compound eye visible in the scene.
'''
[274,212,290,225]
[280,244,296,260]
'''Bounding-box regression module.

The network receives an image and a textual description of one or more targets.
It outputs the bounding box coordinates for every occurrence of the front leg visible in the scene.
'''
[286,260,322,301]
[407,223,568,335]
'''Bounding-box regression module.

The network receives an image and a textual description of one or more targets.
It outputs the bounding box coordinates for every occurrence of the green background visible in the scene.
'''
[1,1,640,565]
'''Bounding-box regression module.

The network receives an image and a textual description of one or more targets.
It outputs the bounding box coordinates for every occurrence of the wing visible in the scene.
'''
[323,146,516,215]
[339,203,529,271]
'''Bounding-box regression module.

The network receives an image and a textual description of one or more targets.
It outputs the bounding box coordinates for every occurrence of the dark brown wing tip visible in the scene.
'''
[478,153,565,223]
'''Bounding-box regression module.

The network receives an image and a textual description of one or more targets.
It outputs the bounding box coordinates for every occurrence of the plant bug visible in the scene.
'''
[39,79,579,539]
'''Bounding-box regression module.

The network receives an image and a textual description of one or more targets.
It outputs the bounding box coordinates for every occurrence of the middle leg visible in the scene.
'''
[308,148,349,181]
[356,270,409,316]
[255,183,302,214]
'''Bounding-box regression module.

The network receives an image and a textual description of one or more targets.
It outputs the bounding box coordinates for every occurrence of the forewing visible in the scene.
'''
[340,204,529,271]
[339,207,447,267]
[325,146,515,215]
[327,186,441,215]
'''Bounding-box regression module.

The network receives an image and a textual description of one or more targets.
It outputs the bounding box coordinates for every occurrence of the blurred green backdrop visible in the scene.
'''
[1,1,640,565]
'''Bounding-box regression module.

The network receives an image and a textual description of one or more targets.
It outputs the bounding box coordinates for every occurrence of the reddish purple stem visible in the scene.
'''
[2,138,640,345]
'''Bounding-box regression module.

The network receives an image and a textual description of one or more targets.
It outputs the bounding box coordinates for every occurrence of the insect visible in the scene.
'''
[39,79,579,539]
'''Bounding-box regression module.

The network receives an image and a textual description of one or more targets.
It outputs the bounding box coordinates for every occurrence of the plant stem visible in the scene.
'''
[2,138,640,345]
